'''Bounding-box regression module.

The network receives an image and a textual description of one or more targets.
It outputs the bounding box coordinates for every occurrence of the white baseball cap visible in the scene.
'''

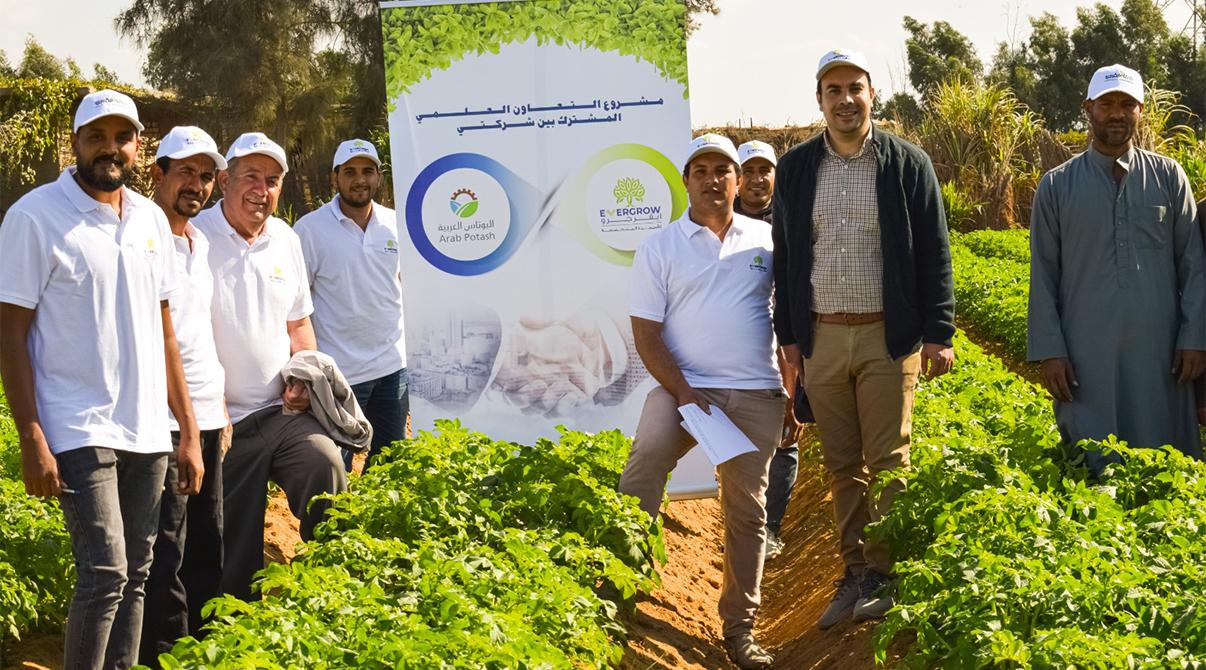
[1087,64,1144,103]
[73,89,144,133]
[738,140,777,167]
[685,133,740,170]
[155,126,227,170]
[332,139,382,170]
[225,132,288,172]
[816,49,871,80]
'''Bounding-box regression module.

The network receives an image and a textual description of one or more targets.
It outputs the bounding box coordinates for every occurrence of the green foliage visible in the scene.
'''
[901,17,983,100]
[919,79,1043,228]
[380,0,689,104]
[956,228,1031,264]
[17,36,67,80]
[939,182,983,232]
[159,423,664,668]
[0,77,78,185]
[0,480,74,645]
[878,92,923,128]
[948,237,1030,360]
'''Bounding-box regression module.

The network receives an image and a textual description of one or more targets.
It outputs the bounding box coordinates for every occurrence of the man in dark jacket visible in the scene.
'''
[772,48,955,629]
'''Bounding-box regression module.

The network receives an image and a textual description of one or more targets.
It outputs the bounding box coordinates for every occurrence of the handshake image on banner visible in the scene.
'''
[490,311,645,417]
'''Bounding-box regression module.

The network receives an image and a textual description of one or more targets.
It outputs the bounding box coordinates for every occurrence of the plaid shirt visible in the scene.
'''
[810,132,883,313]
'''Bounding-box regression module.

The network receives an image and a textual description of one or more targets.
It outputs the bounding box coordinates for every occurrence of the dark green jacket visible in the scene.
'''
[771,126,955,358]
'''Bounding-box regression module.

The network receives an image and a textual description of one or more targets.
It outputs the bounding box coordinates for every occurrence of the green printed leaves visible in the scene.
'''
[613,176,646,206]
[380,0,689,104]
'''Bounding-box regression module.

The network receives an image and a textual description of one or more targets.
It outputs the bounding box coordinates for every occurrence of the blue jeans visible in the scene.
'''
[764,445,799,535]
[57,447,168,670]
[342,367,409,472]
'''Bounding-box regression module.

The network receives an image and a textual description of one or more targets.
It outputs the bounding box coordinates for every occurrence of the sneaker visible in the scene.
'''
[764,530,784,561]
[816,567,861,630]
[722,633,774,670]
[852,569,893,622]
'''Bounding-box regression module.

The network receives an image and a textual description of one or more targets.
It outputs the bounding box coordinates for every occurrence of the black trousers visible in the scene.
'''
[138,428,224,667]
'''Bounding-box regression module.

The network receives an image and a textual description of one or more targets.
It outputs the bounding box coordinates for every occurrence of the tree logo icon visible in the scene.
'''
[613,177,646,207]
[753,255,763,266]
[449,188,479,218]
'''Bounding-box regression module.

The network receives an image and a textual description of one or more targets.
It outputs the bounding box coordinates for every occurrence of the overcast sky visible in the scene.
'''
[1,0,1197,127]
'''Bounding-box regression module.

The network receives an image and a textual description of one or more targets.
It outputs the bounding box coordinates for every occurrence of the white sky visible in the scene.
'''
[1,0,1198,127]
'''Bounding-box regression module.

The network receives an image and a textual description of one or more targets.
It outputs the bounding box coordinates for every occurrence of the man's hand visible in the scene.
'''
[175,431,204,496]
[282,379,311,412]
[781,343,803,379]
[673,385,711,414]
[1040,357,1078,402]
[780,398,804,448]
[1173,349,1206,384]
[920,343,955,379]
[20,431,62,498]
[219,423,233,459]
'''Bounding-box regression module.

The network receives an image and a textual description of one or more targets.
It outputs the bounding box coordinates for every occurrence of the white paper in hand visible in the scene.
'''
[677,404,758,466]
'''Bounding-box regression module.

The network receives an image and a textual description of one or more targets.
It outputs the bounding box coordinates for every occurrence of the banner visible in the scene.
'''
[380,0,715,496]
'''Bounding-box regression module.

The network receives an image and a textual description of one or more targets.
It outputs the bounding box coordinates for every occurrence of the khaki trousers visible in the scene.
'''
[803,321,920,575]
[618,385,784,638]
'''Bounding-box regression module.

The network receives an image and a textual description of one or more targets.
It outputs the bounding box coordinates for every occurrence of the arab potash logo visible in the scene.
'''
[449,188,479,219]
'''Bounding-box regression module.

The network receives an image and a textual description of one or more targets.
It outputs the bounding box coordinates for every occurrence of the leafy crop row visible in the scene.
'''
[0,388,73,655]
[954,229,1031,264]
[874,333,1206,667]
[950,242,1030,361]
[155,424,664,669]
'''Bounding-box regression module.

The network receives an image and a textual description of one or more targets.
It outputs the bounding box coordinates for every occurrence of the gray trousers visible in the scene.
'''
[220,406,347,600]
[57,447,168,670]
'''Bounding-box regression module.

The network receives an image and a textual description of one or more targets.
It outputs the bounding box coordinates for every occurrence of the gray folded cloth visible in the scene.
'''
[281,350,372,452]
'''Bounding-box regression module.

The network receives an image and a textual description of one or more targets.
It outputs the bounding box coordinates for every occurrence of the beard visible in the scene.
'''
[76,154,135,192]
[1091,120,1135,148]
[339,187,375,208]
[172,191,205,219]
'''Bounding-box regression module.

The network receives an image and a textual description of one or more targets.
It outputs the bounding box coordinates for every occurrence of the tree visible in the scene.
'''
[879,91,923,128]
[0,50,14,77]
[93,63,123,86]
[902,17,983,99]
[18,35,66,80]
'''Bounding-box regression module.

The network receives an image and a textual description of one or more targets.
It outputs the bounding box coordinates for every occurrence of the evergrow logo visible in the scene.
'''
[1105,71,1136,82]
[449,188,479,218]
[613,177,646,207]
[749,254,768,273]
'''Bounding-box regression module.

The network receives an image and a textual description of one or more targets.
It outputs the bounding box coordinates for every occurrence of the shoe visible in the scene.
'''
[852,569,893,622]
[764,530,784,561]
[816,567,861,630]
[722,633,774,670]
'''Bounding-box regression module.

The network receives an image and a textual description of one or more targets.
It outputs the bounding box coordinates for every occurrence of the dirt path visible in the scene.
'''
[619,433,883,670]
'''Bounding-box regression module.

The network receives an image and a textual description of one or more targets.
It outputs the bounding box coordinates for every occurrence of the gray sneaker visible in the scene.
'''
[852,569,893,622]
[722,633,774,670]
[764,530,784,561]
[816,567,861,630]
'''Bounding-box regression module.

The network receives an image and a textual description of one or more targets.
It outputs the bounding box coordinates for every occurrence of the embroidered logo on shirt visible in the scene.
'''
[144,238,158,259]
[383,238,399,254]
[749,254,768,273]
[268,265,287,283]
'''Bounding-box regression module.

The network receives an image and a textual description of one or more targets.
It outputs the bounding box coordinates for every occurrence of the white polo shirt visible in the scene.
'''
[0,168,178,455]
[168,222,228,431]
[294,196,407,385]
[630,212,779,390]
[194,202,313,423]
